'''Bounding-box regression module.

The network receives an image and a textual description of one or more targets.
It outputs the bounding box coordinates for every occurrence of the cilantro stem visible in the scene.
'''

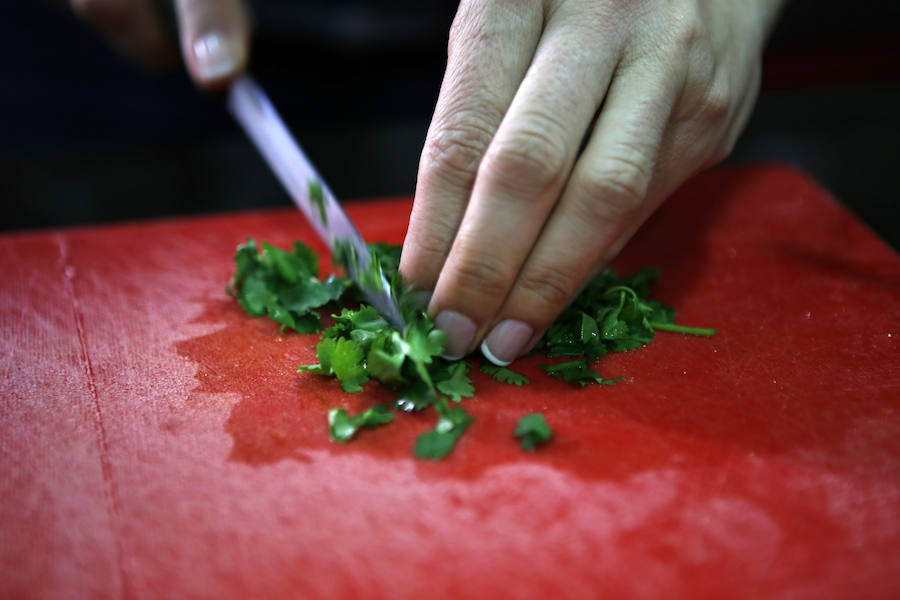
[606,285,639,301]
[649,322,716,336]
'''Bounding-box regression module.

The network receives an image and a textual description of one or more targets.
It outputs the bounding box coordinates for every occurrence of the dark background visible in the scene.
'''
[2,1,898,248]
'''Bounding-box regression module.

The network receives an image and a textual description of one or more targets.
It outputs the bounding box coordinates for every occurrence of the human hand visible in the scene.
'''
[70,0,250,87]
[400,0,784,364]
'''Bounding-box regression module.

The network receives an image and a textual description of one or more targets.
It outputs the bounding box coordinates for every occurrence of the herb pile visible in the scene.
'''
[227,239,714,459]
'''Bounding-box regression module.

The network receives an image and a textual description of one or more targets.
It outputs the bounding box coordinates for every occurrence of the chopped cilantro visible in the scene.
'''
[328,405,393,443]
[226,239,349,333]
[514,413,553,451]
[297,337,369,392]
[413,398,474,460]
[228,240,715,458]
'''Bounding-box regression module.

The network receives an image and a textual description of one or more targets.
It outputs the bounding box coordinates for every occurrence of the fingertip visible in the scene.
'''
[481,319,533,366]
[189,31,246,87]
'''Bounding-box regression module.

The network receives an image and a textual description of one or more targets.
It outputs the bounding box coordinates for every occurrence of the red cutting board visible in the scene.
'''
[2,165,899,599]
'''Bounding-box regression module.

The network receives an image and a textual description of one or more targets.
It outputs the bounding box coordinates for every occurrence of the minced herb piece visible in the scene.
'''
[413,398,474,460]
[309,180,327,225]
[480,364,530,386]
[540,360,623,387]
[534,266,715,375]
[227,240,715,458]
[514,413,554,452]
[297,337,369,393]
[328,405,393,443]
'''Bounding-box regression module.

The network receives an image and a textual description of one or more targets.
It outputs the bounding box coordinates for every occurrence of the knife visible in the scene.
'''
[226,75,406,332]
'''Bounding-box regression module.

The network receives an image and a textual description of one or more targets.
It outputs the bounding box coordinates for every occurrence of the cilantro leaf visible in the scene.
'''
[435,361,475,403]
[298,337,368,392]
[514,413,554,451]
[479,364,530,386]
[413,399,474,460]
[540,360,623,387]
[328,405,393,443]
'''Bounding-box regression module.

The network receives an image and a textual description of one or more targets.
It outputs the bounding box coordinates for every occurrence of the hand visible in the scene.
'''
[400,0,784,364]
[70,0,250,87]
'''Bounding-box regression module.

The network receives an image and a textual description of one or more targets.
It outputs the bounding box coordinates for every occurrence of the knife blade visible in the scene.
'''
[226,75,405,331]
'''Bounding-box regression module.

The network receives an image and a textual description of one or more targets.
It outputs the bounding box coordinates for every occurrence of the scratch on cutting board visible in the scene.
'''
[55,234,129,599]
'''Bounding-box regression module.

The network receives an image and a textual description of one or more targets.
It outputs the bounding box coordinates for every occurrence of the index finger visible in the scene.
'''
[176,0,250,87]
[399,0,543,301]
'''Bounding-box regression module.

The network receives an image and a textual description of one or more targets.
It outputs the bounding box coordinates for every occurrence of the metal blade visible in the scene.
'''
[227,75,405,331]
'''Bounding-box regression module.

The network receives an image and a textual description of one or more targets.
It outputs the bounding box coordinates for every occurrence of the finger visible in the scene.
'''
[71,0,178,69]
[176,0,250,88]
[426,7,627,359]
[481,61,679,365]
[399,0,543,303]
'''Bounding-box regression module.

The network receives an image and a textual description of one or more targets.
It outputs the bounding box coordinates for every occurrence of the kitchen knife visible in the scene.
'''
[226,75,406,331]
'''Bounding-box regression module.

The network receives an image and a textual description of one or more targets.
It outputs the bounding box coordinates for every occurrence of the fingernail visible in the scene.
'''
[481,320,533,366]
[192,32,242,82]
[434,310,477,360]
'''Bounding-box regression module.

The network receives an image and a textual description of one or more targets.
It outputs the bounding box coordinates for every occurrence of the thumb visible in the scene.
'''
[175,0,250,88]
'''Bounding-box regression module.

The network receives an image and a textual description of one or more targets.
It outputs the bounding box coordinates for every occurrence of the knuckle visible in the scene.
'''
[450,253,513,301]
[421,114,496,185]
[670,8,707,56]
[580,153,651,220]
[516,265,578,313]
[696,84,732,128]
[406,220,456,269]
[482,122,570,194]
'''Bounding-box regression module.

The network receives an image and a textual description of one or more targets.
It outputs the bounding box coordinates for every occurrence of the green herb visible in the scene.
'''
[535,266,715,374]
[540,360,623,387]
[435,361,475,403]
[226,239,350,333]
[328,405,394,443]
[297,337,369,393]
[309,180,327,225]
[413,398,474,460]
[480,364,530,386]
[514,413,554,451]
[228,240,715,458]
